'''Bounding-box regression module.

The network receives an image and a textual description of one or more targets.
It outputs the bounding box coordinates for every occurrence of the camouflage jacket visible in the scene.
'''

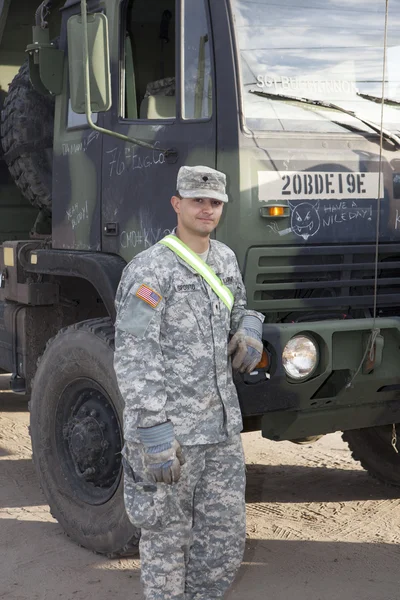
[114,239,264,446]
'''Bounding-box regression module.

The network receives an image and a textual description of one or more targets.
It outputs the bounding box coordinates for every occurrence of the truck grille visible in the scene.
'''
[244,244,400,313]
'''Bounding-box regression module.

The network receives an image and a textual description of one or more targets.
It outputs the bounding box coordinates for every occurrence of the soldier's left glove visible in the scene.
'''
[228,315,263,373]
[138,420,185,485]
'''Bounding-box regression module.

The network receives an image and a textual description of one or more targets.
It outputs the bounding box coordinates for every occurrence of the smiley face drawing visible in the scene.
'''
[288,201,320,240]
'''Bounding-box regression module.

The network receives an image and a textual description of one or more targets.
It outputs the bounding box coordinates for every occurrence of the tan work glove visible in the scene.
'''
[138,421,185,485]
[228,315,263,373]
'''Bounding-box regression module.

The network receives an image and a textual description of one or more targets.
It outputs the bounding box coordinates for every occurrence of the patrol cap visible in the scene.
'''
[177,165,228,203]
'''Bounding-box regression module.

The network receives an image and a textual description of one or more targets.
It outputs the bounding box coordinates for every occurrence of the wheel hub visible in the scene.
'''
[69,415,104,478]
[61,386,122,491]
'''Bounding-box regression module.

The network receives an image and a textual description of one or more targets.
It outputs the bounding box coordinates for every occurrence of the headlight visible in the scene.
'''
[282,335,319,380]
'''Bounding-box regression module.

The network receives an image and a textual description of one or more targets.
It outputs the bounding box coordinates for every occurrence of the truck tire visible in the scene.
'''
[343,426,400,487]
[0,60,54,210]
[30,318,140,555]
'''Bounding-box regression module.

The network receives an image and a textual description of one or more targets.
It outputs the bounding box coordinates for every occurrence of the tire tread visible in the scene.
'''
[342,429,400,489]
[31,317,139,557]
[0,60,54,210]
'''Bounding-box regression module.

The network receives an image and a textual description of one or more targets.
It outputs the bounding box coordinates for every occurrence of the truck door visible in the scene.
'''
[101,0,216,261]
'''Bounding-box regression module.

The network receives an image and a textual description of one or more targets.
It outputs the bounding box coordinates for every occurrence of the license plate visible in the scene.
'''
[258,171,384,202]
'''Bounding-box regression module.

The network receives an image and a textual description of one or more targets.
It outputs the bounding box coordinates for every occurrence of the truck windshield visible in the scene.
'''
[230,0,400,134]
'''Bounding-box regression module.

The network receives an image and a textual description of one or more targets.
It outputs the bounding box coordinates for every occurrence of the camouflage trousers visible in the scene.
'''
[122,434,246,600]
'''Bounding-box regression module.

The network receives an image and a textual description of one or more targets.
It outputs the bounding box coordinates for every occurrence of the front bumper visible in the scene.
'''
[236,317,400,440]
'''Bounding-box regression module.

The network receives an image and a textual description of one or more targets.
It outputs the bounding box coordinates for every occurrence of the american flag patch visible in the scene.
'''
[135,284,162,308]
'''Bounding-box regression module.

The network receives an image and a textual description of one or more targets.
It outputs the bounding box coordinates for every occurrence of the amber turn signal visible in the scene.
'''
[268,206,285,217]
[255,350,269,369]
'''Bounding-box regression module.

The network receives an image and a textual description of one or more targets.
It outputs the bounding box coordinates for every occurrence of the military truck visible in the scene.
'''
[1,0,400,555]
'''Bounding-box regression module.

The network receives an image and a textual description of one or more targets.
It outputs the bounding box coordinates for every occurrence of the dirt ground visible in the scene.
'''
[1,377,400,600]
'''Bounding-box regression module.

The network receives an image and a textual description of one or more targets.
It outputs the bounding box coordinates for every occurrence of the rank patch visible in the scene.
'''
[135,284,162,308]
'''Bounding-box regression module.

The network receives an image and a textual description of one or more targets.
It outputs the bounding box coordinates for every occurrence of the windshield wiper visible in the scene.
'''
[249,90,400,148]
[357,91,400,106]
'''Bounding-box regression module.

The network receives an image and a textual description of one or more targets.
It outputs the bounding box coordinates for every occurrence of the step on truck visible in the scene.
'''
[1,0,400,554]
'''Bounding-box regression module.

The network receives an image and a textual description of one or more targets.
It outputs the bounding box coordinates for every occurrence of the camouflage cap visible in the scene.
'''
[177,165,228,203]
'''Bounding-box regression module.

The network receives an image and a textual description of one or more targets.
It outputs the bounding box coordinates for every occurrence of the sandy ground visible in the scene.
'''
[1,376,400,600]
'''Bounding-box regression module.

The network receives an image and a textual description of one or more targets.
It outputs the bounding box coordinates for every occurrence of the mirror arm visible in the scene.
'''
[35,0,54,28]
[80,0,176,158]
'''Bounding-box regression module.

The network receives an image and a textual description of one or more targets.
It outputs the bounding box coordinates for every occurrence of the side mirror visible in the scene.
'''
[67,12,111,113]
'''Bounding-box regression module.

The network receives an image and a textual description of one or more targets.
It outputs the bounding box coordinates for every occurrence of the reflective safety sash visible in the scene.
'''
[159,235,234,312]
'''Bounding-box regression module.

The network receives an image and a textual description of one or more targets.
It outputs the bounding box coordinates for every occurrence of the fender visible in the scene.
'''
[25,249,126,321]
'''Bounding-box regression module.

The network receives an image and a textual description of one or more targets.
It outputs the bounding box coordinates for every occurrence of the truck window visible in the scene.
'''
[230,0,400,134]
[181,0,213,120]
[123,0,176,120]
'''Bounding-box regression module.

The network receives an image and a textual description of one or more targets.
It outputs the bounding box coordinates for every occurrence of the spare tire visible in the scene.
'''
[1,60,54,211]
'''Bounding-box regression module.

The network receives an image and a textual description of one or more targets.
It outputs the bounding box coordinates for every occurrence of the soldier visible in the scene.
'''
[114,165,264,600]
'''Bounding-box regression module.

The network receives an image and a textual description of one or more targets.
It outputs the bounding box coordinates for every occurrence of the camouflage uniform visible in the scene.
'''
[122,436,246,600]
[114,167,264,599]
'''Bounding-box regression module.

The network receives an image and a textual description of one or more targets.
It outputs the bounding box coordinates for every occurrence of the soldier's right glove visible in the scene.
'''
[228,315,263,373]
[138,420,185,485]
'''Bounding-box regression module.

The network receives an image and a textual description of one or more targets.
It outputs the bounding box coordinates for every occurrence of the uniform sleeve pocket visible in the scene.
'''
[118,289,162,339]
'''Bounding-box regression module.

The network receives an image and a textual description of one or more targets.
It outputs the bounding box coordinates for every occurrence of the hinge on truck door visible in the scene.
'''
[26,27,64,96]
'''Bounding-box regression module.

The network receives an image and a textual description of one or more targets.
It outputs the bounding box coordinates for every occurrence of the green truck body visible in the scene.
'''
[0,0,399,554]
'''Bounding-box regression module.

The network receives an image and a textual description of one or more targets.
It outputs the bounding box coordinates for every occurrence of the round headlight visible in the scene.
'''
[282,335,319,380]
